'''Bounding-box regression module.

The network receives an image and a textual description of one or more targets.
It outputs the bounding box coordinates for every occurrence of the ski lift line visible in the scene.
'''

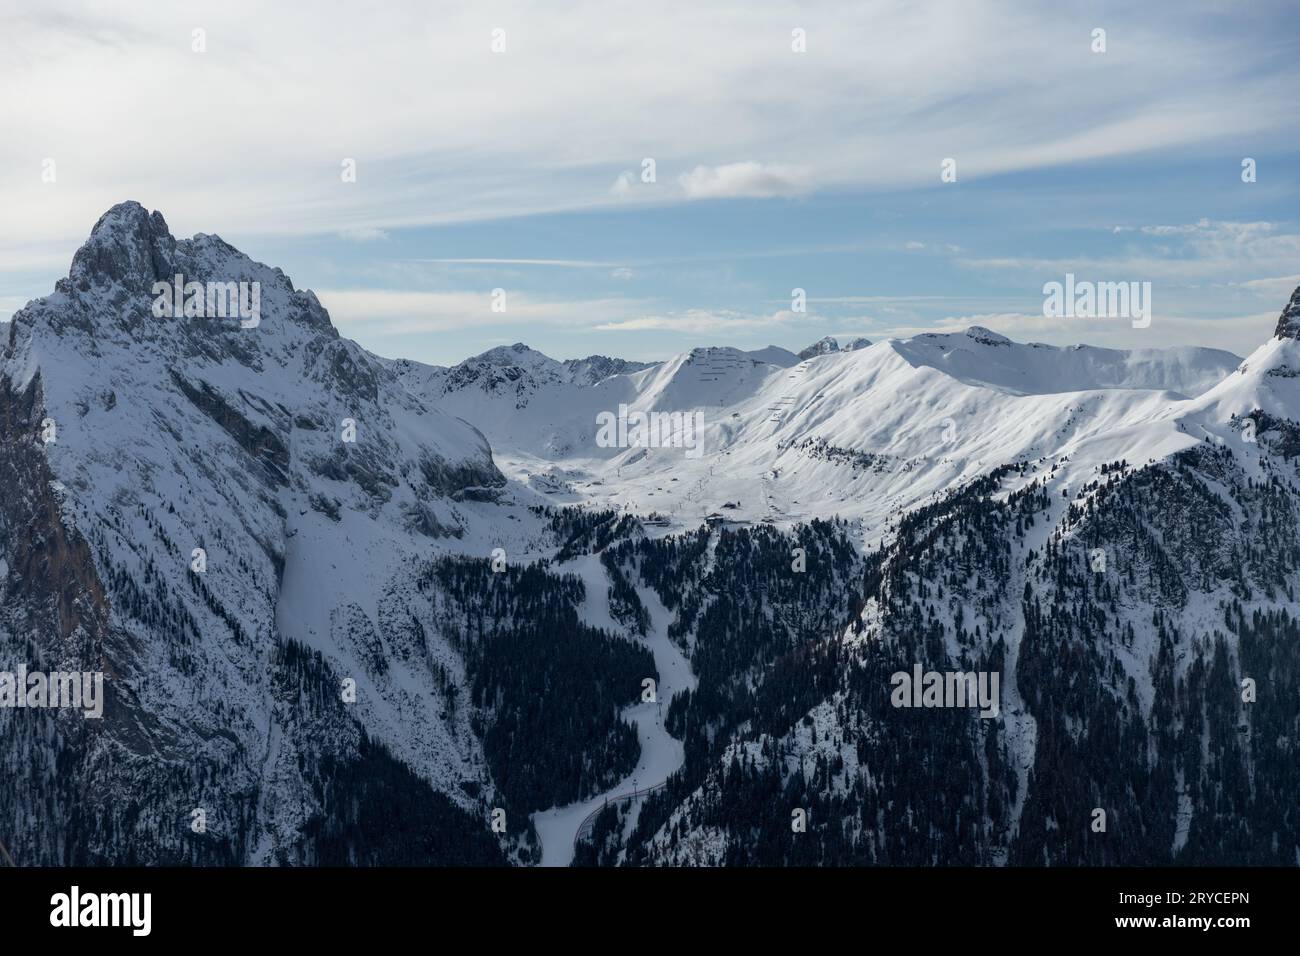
[0,837,14,867]
[572,781,669,850]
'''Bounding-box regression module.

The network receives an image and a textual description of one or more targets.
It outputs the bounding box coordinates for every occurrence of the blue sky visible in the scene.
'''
[3,0,1298,363]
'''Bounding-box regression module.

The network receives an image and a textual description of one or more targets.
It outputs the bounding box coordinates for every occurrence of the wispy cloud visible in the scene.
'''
[875,310,1273,355]
[338,227,390,242]
[596,308,807,334]
[407,258,623,269]
[1237,274,1300,298]
[677,162,810,200]
[959,220,1300,284]
[317,288,651,336]
[5,1,1295,249]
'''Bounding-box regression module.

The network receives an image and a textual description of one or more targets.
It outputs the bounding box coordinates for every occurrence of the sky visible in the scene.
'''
[2,0,1298,365]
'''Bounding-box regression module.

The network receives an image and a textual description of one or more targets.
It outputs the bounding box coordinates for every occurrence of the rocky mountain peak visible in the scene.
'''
[27,202,338,344]
[562,353,652,385]
[1273,285,1300,339]
[66,200,176,297]
[798,336,840,360]
[966,326,1011,346]
[476,343,538,364]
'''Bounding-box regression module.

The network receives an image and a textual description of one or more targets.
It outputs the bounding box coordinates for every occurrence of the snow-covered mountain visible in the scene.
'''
[391,322,1241,542]
[894,326,1240,396]
[4,202,1296,868]
[798,335,841,360]
[383,343,652,410]
[796,334,870,357]
[0,203,552,865]
[591,290,1300,867]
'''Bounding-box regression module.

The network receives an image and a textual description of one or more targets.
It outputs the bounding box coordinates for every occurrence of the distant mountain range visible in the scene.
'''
[2,203,1295,867]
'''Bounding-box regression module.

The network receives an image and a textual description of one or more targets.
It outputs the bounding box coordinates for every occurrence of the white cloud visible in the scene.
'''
[1238,274,1300,298]
[338,227,390,242]
[875,310,1275,355]
[5,1,1293,251]
[958,220,1300,285]
[902,240,962,254]
[316,288,650,336]
[609,171,635,198]
[596,308,806,334]
[677,162,810,200]
[408,257,621,268]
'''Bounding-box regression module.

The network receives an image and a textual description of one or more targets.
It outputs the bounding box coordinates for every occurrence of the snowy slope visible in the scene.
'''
[626,287,1300,867]
[394,327,1241,547]
[798,336,841,360]
[1180,312,1300,428]
[893,327,1239,397]
[381,342,653,407]
[0,202,549,863]
[6,199,1294,869]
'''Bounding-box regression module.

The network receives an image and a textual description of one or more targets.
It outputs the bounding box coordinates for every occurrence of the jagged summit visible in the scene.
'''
[468,342,650,383]
[1273,285,1300,339]
[6,200,504,513]
[963,326,1011,346]
[30,201,336,342]
[563,353,653,385]
[797,336,840,360]
[393,342,653,404]
[67,201,175,296]
[913,326,1011,347]
[466,343,644,380]
[474,342,545,365]
[1,204,516,865]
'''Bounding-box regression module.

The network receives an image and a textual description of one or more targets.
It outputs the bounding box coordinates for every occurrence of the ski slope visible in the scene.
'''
[531,558,695,866]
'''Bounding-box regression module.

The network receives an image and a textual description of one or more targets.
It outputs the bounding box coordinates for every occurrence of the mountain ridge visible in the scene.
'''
[4,202,1298,868]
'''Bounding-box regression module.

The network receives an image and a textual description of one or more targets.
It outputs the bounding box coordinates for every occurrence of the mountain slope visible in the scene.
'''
[892,326,1239,397]
[393,329,1240,544]
[5,201,1295,869]
[575,288,1300,866]
[0,203,527,864]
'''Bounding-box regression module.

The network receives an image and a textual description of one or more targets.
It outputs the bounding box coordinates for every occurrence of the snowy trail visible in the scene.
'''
[531,554,695,867]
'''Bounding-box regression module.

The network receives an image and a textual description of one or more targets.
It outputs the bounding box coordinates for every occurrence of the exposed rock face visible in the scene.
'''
[0,202,513,865]
[562,354,653,385]
[8,206,1300,869]
[964,326,1012,346]
[1273,285,1300,339]
[67,203,175,299]
[797,336,840,360]
[393,342,653,410]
